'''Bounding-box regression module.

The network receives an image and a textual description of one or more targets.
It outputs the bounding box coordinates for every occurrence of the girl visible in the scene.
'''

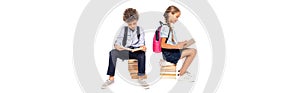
[160,5,197,82]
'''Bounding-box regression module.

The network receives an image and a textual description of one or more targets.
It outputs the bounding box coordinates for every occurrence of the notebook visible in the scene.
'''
[183,38,196,48]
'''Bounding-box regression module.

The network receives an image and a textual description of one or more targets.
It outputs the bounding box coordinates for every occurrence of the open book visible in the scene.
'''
[124,46,145,52]
[183,38,196,48]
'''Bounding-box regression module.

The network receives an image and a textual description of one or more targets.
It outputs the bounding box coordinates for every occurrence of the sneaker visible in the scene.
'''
[138,79,149,89]
[101,79,114,89]
[178,71,194,82]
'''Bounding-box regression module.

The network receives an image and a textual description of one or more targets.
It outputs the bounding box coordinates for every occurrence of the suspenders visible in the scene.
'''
[122,26,140,47]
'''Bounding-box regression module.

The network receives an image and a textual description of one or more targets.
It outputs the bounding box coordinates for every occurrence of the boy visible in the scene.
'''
[101,8,149,89]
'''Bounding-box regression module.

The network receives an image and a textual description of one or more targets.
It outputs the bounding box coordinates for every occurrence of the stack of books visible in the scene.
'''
[160,60,177,79]
[127,59,147,79]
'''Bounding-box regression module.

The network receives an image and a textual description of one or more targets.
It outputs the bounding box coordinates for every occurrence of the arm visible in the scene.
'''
[114,27,132,51]
[159,26,186,49]
[131,46,146,52]
[160,38,187,49]
[131,27,147,52]
[137,27,145,47]
[114,44,132,51]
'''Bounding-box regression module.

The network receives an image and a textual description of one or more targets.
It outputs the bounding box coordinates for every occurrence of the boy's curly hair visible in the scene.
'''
[123,8,139,22]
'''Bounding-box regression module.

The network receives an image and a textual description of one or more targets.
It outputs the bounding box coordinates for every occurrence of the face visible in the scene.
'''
[126,20,138,30]
[168,12,181,23]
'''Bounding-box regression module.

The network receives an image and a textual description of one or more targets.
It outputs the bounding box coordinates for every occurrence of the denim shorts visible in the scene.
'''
[161,48,183,64]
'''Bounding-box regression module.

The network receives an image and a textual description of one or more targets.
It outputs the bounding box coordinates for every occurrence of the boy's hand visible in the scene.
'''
[131,48,139,52]
[141,46,147,51]
[125,48,133,51]
[131,46,146,52]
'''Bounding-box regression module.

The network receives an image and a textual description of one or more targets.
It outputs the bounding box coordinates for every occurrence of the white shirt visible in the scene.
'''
[114,26,145,48]
[160,24,178,45]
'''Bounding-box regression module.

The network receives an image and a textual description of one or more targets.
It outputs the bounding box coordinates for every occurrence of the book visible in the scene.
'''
[183,38,196,48]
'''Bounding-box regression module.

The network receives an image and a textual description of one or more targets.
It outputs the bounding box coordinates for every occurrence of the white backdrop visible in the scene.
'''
[0,0,299,93]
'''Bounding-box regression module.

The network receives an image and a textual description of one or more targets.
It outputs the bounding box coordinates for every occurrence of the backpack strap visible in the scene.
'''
[166,28,171,43]
[155,26,162,41]
[159,21,165,26]
[158,21,169,43]
[122,26,128,47]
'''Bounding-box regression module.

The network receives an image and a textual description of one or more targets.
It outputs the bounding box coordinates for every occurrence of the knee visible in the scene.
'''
[139,51,146,56]
[138,52,146,59]
[191,48,197,55]
[109,49,118,55]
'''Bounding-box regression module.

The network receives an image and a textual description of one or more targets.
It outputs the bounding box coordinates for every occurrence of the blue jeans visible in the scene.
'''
[106,49,146,76]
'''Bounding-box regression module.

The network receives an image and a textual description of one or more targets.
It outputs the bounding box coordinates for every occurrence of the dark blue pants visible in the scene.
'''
[106,49,146,76]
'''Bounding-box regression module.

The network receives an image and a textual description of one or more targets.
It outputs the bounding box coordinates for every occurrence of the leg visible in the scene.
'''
[130,51,146,79]
[106,49,129,80]
[130,51,149,88]
[102,49,129,89]
[179,48,197,76]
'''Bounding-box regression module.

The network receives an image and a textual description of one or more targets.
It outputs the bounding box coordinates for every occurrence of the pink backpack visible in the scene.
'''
[152,21,165,53]
[152,26,162,53]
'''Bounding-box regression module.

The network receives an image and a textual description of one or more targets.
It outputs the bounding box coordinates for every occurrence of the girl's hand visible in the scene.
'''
[177,42,186,49]
[179,40,189,49]
[181,40,188,44]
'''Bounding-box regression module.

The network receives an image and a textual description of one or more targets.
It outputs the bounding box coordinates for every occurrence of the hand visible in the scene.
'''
[141,46,147,52]
[131,46,146,52]
[114,45,127,51]
[123,48,133,51]
[177,42,187,49]
[181,40,188,44]
[131,48,139,52]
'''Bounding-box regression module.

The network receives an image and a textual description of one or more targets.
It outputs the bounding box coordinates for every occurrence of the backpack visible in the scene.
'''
[122,26,140,47]
[152,21,168,53]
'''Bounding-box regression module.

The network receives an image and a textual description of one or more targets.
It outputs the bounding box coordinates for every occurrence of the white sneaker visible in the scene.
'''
[138,79,149,89]
[101,80,114,89]
[178,71,195,82]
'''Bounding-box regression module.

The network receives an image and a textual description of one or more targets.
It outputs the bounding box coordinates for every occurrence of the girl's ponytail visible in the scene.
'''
[163,5,180,42]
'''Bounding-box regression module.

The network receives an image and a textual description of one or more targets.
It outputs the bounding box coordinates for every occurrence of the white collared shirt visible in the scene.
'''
[160,25,178,45]
[114,26,145,48]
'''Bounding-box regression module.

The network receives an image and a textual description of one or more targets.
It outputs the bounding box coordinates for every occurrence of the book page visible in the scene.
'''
[183,38,196,48]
